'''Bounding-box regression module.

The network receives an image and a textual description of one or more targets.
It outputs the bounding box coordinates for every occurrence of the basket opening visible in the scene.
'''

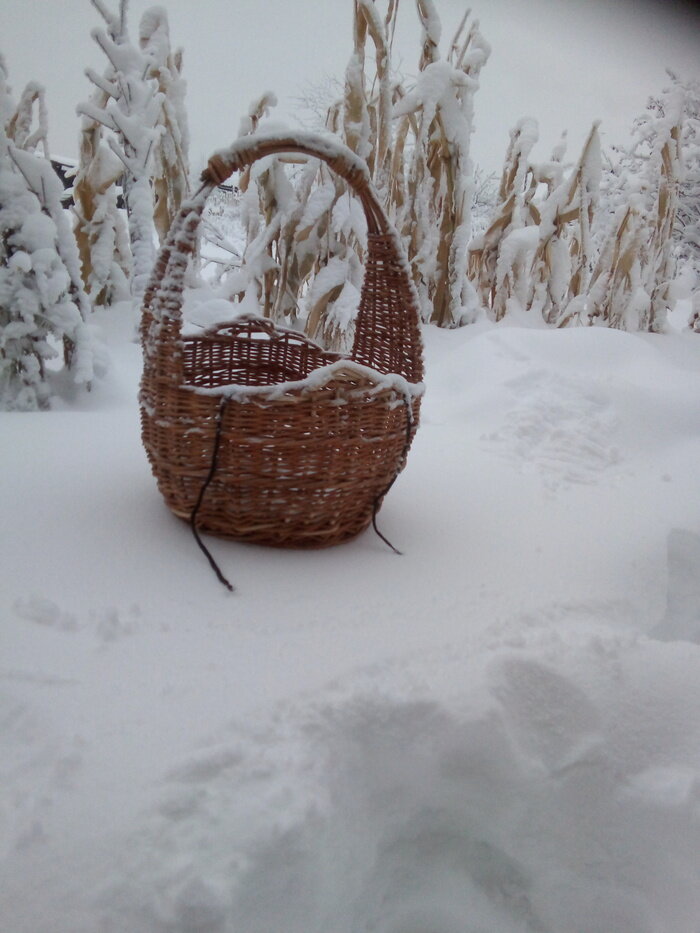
[182,319,343,389]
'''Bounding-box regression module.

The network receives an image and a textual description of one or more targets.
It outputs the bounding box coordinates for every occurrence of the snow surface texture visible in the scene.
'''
[2,306,700,932]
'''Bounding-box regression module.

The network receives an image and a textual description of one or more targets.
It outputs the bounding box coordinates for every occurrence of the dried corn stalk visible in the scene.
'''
[642,120,682,331]
[226,1,489,343]
[139,9,190,244]
[468,118,539,320]
[528,124,601,326]
[395,3,490,325]
[349,0,397,154]
[5,81,48,155]
[586,204,649,329]
[227,95,330,328]
[228,4,383,350]
[469,121,605,326]
[76,0,189,300]
[72,114,131,306]
[588,95,682,331]
[304,0,395,348]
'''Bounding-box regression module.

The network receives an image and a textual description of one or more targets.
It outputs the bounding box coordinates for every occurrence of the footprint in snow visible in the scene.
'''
[482,370,622,490]
[92,606,141,643]
[12,597,141,643]
[13,596,78,631]
[225,702,547,933]
[489,655,602,773]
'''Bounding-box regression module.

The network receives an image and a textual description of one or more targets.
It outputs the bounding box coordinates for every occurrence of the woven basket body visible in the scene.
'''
[140,133,424,548]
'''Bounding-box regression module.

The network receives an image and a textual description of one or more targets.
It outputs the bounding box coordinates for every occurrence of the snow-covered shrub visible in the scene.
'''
[0,58,99,410]
[76,0,189,299]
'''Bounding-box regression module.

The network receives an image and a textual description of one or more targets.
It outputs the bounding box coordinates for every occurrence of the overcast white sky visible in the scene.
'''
[3,0,699,173]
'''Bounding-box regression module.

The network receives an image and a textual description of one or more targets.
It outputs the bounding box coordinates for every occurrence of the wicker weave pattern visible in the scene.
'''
[140,132,424,548]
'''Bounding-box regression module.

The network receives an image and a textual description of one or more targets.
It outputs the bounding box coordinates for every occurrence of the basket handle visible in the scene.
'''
[142,131,422,383]
[204,134,389,235]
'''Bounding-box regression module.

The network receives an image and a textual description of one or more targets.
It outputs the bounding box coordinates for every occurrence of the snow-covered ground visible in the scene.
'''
[2,305,700,932]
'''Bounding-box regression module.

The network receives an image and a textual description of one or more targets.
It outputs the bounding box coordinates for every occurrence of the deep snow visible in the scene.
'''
[2,305,700,932]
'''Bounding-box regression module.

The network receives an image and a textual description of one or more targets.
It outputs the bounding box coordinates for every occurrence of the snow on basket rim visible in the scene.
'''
[185,358,425,402]
[181,312,425,400]
[208,129,372,187]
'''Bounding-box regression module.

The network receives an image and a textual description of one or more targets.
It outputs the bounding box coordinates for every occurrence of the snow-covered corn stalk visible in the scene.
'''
[589,91,683,331]
[139,8,190,244]
[76,0,189,300]
[5,80,49,155]
[468,118,539,320]
[529,124,601,326]
[228,88,369,351]
[222,93,357,338]
[223,1,489,344]
[469,121,605,327]
[394,2,490,326]
[669,73,700,329]
[303,0,393,348]
[72,113,131,306]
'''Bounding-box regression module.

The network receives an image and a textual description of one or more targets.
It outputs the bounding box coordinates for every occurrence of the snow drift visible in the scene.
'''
[2,308,700,931]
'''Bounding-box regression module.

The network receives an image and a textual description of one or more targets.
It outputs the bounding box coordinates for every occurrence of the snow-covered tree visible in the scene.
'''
[1,56,99,410]
[76,0,189,299]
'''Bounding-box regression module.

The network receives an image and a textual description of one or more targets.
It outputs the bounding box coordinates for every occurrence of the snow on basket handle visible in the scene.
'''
[205,133,389,235]
[142,131,422,384]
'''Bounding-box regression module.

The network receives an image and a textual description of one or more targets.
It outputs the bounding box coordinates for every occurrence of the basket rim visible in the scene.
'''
[182,311,344,352]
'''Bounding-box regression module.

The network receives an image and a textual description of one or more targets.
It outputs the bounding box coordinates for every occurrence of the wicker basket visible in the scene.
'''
[140,131,424,551]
